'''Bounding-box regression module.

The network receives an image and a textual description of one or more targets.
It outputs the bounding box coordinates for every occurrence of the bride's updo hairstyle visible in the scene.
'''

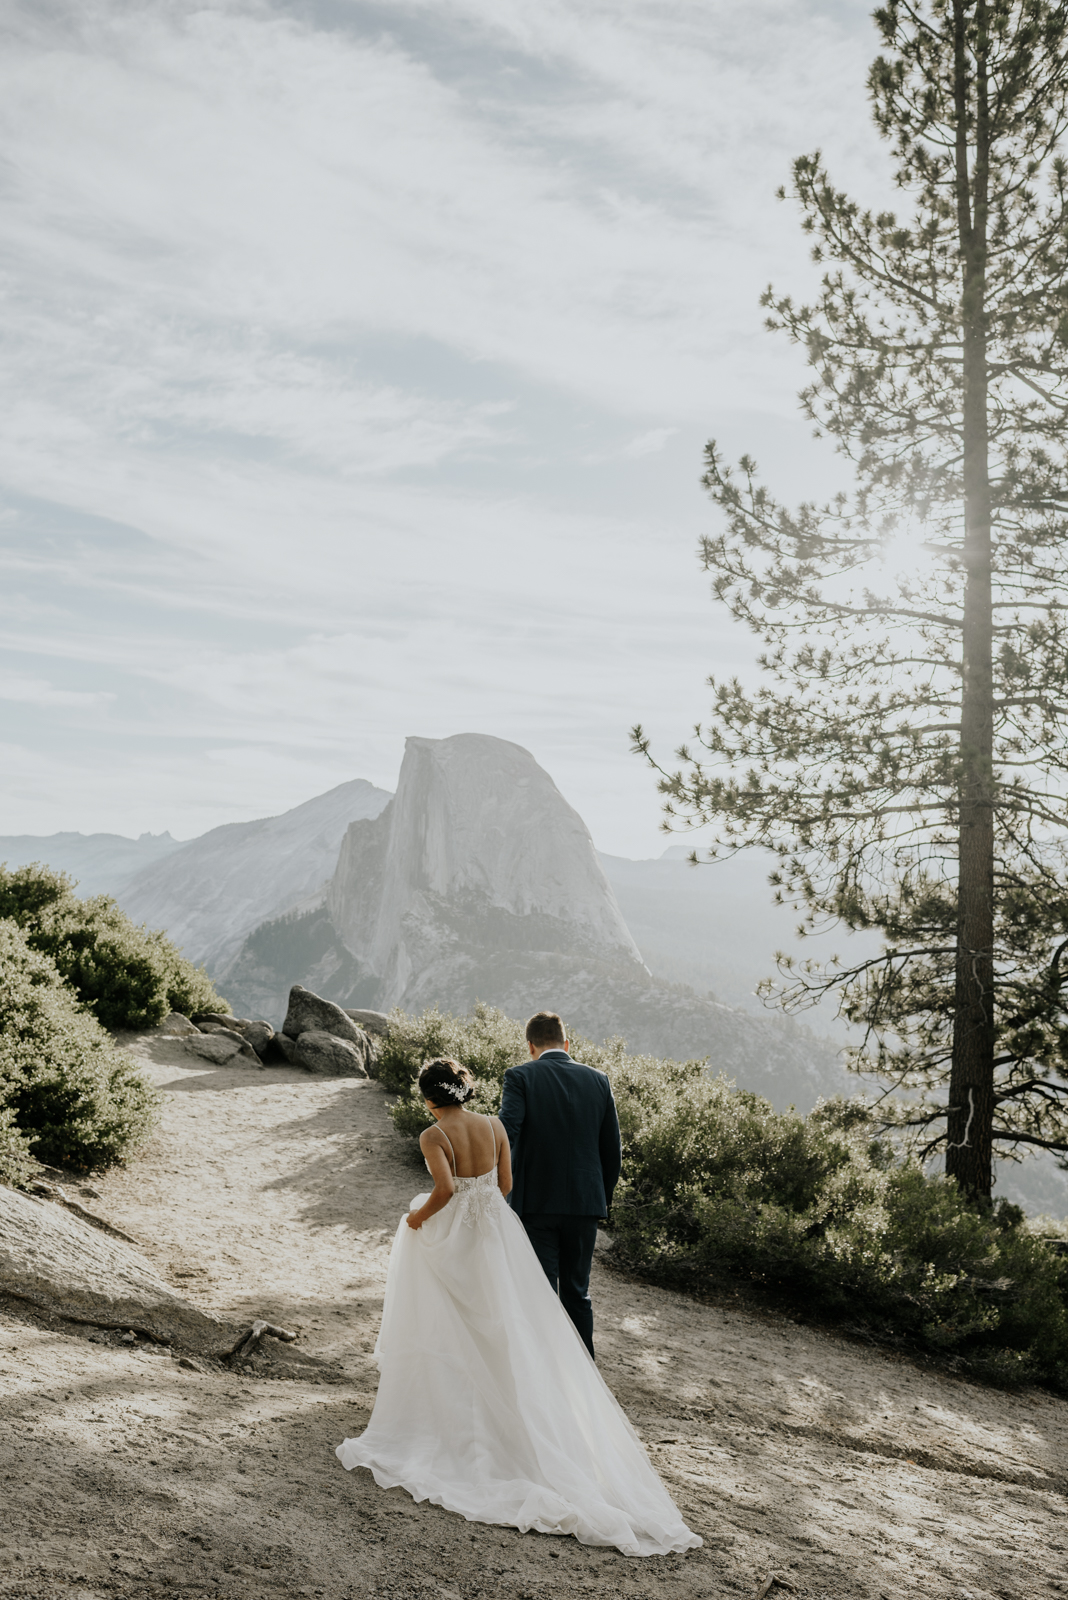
[419,1057,476,1108]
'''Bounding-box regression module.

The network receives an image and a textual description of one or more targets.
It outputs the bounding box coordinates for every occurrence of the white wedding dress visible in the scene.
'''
[336,1129,700,1557]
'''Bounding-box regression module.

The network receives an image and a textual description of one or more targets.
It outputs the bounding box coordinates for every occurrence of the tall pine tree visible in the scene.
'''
[635,0,1068,1203]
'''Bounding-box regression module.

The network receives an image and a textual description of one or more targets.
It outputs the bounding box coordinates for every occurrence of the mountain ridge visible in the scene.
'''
[0,830,184,897]
[118,778,393,971]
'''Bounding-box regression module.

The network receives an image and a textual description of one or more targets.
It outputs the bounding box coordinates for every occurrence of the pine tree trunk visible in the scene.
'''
[946,0,995,1203]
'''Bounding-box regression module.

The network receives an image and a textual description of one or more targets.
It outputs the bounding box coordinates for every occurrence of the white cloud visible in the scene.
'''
[0,0,889,853]
[0,674,115,709]
[623,428,677,458]
[0,0,878,430]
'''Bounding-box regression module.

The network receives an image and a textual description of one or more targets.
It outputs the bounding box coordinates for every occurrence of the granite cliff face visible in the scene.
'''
[118,778,392,972]
[326,733,645,1008]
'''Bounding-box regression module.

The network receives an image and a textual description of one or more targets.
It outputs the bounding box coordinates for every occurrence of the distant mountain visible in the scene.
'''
[0,830,184,896]
[218,905,370,1018]
[220,734,849,1111]
[118,779,393,972]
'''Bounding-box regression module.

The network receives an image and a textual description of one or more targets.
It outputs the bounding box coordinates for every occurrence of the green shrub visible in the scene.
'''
[0,863,227,1029]
[613,1066,1068,1387]
[0,919,159,1176]
[0,1102,34,1188]
[379,1004,527,1138]
[378,1002,630,1138]
[383,1005,1068,1388]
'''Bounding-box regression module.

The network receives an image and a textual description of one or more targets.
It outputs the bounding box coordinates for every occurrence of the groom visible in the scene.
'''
[498,1011,622,1360]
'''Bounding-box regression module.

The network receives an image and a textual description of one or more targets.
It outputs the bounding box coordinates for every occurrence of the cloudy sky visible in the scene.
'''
[0,0,888,855]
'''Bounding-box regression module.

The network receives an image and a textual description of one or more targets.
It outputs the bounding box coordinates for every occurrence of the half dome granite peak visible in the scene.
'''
[326,732,646,1008]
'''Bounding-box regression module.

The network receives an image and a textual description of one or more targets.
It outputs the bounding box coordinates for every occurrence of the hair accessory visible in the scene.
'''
[420,1065,469,1102]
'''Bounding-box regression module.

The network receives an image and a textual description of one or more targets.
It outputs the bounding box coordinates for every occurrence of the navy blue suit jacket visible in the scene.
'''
[498,1050,622,1219]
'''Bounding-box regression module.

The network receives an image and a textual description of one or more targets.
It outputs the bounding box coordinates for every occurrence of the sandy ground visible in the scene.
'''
[1,1035,1067,1600]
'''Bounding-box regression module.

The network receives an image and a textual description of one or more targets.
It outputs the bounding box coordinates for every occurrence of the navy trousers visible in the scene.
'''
[520,1213,600,1359]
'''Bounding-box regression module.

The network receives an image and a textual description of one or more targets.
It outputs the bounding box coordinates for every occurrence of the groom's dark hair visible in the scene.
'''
[525,1011,566,1049]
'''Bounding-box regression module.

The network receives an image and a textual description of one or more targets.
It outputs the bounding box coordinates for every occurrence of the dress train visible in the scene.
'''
[336,1167,701,1557]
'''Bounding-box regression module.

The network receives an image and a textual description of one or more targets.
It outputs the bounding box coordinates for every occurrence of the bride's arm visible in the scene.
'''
[407,1132,455,1230]
[493,1116,513,1198]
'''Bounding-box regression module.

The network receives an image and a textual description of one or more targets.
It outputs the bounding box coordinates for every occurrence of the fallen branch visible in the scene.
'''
[0,1292,169,1345]
[755,1578,797,1600]
[227,1319,299,1361]
[28,1182,142,1246]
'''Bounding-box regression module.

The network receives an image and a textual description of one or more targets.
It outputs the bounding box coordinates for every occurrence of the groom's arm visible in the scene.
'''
[598,1083,622,1211]
[498,1065,526,1158]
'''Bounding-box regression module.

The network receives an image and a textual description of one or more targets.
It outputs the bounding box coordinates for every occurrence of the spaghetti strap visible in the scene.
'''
[435,1117,494,1178]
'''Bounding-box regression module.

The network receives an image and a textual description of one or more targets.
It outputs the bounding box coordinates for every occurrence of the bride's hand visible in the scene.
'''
[406,1210,423,1230]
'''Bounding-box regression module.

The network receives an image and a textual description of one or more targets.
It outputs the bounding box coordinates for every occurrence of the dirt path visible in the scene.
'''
[2,1036,1066,1600]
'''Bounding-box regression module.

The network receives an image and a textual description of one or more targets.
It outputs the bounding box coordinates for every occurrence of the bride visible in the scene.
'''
[336,1056,701,1557]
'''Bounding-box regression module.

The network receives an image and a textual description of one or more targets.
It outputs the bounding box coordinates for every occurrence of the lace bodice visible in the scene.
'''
[425,1117,501,1232]
[452,1168,500,1231]
[453,1168,497,1193]
[420,1162,501,1230]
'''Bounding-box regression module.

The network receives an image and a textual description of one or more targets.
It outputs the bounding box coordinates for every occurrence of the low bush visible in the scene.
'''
[0,863,227,1029]
[379,1002,630,1139]
[611,1062,1068,1387]
[378,1003,528,1138]
[383,1004,1068,1388]
[0,1102,34,1188]
[0,920,158,1180]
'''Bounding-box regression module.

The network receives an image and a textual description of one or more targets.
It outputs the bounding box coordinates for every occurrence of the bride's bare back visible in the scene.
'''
[424,1108,501,1176]
[409,1109,512,1231]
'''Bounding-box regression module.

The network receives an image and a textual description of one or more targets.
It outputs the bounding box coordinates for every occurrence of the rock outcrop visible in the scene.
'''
[192,1013,274,1055]
[231,1019,274,1055]
[196,1022,259,1058]
[184,1032,252,1067]
[270,1033,299,1064]
[0,1186,236,1354]
[155,1000,371,1077]
[117,777,392,971]
[158,1011,201,1037]
[290,1030,368,1077]
[280,985,373,1076]
[282,985,367,1047]
[345,1008,390,1038]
